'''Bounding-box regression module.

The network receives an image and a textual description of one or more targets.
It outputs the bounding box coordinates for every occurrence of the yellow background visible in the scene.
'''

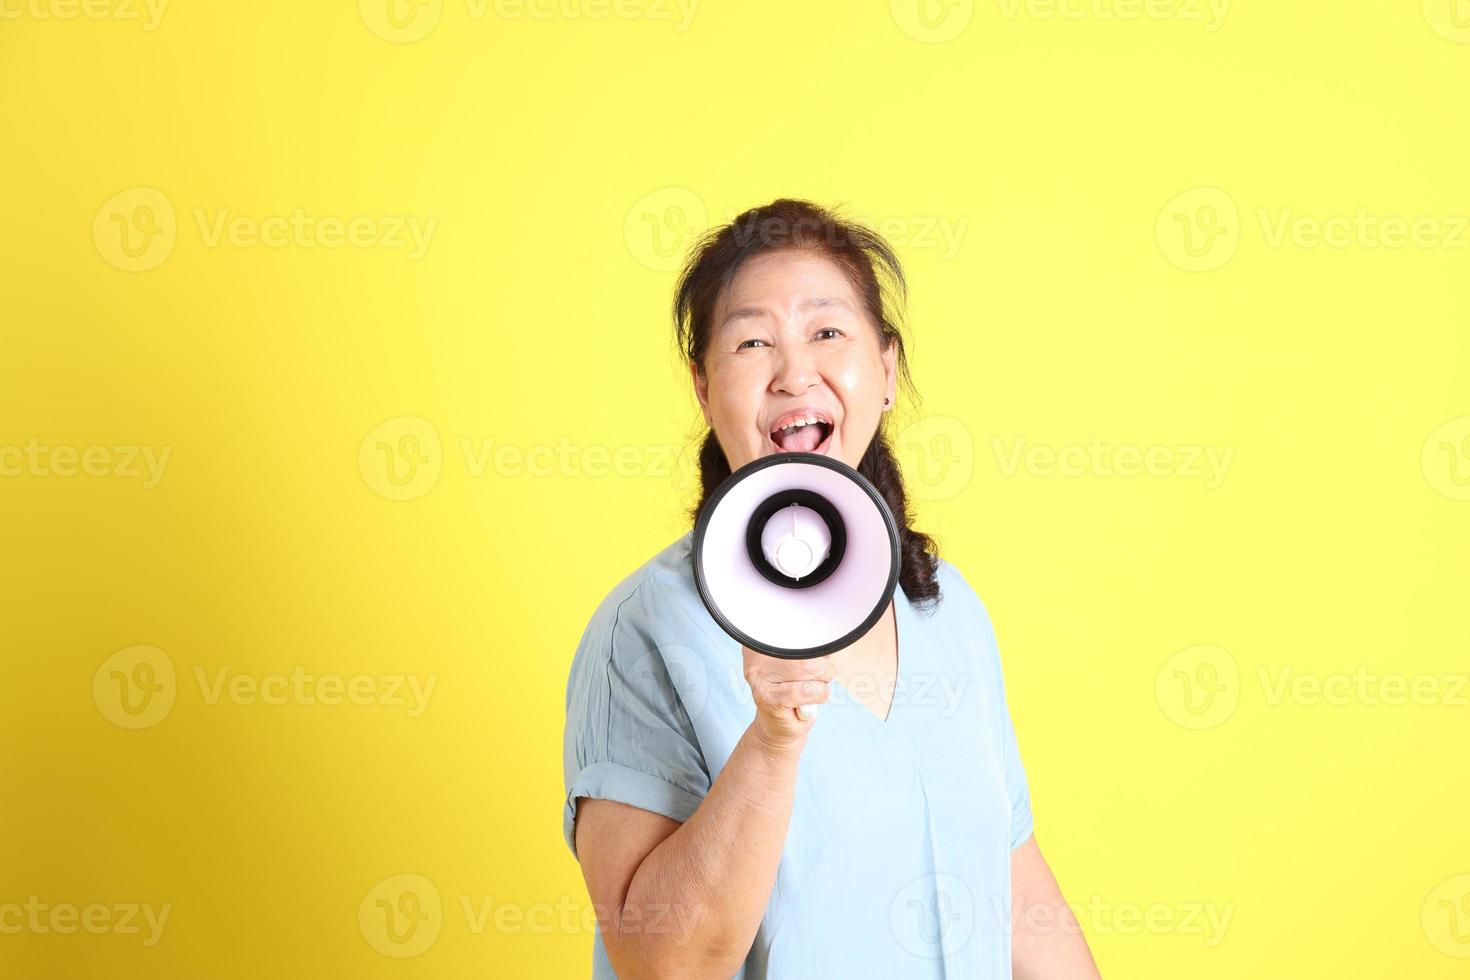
[2,0,1468,976]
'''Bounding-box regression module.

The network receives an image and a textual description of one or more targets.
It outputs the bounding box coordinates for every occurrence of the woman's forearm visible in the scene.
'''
[611,723,801,978]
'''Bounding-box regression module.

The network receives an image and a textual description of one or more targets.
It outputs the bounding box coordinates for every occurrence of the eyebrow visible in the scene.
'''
[720,296,854,328]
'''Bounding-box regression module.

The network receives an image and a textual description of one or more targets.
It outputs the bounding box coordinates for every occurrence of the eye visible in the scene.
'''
[737,339,769,350]
[815,328,843,340]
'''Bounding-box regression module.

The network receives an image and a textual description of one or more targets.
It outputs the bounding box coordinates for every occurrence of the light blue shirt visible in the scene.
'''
[563,531,1034,979]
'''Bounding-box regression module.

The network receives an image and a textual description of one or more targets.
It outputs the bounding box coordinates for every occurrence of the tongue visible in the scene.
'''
[774,424,824,452]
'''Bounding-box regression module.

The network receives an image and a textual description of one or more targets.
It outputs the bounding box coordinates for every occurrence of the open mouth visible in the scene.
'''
[768,414,834,455]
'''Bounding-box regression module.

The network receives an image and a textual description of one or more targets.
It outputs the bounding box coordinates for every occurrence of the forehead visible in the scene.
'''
[715,250,860,321]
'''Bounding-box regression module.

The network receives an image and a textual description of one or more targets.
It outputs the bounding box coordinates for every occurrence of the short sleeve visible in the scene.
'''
[999,678,1034,850]
[562,581,711,860]
[948,564,1034,850]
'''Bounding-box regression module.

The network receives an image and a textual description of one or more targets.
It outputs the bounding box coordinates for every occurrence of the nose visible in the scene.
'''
[771,345,820,395]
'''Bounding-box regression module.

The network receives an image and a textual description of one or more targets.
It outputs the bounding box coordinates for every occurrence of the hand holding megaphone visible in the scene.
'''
[693,450,900,745]
[742,645,834,747]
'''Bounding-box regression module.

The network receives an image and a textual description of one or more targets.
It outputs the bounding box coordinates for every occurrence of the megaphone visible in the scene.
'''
[692,451,900,661]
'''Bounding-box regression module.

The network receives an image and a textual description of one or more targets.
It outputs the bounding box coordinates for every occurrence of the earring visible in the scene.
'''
[882,397,891,408]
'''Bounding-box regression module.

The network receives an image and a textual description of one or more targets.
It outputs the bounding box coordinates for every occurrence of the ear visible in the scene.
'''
[881,335,898,409]
[690,360,712,425]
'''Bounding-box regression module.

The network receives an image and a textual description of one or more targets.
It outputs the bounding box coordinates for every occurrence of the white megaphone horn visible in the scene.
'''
[692,451,901,666]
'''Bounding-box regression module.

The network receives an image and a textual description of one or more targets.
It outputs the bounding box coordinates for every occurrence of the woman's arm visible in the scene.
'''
[1010,834,1103,979]
[574,650,832,979]
[575,726,798,978]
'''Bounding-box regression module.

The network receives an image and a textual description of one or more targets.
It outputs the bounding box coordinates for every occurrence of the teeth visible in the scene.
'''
[776,415,825,432]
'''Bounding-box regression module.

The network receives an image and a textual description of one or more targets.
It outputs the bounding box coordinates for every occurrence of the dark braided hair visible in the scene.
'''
[673,198,942,611]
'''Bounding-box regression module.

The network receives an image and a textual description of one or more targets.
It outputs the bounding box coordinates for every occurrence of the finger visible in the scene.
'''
[801,656,835,682]
[761,679,831,710]
[772,667,831,688]
[768,658,834,685]
[754,678,816,710]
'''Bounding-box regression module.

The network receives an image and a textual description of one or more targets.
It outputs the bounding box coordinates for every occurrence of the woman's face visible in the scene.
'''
[692,249,898,472]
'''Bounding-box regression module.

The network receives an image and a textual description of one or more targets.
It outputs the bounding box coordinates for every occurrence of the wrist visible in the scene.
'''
[744,720,806,767]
